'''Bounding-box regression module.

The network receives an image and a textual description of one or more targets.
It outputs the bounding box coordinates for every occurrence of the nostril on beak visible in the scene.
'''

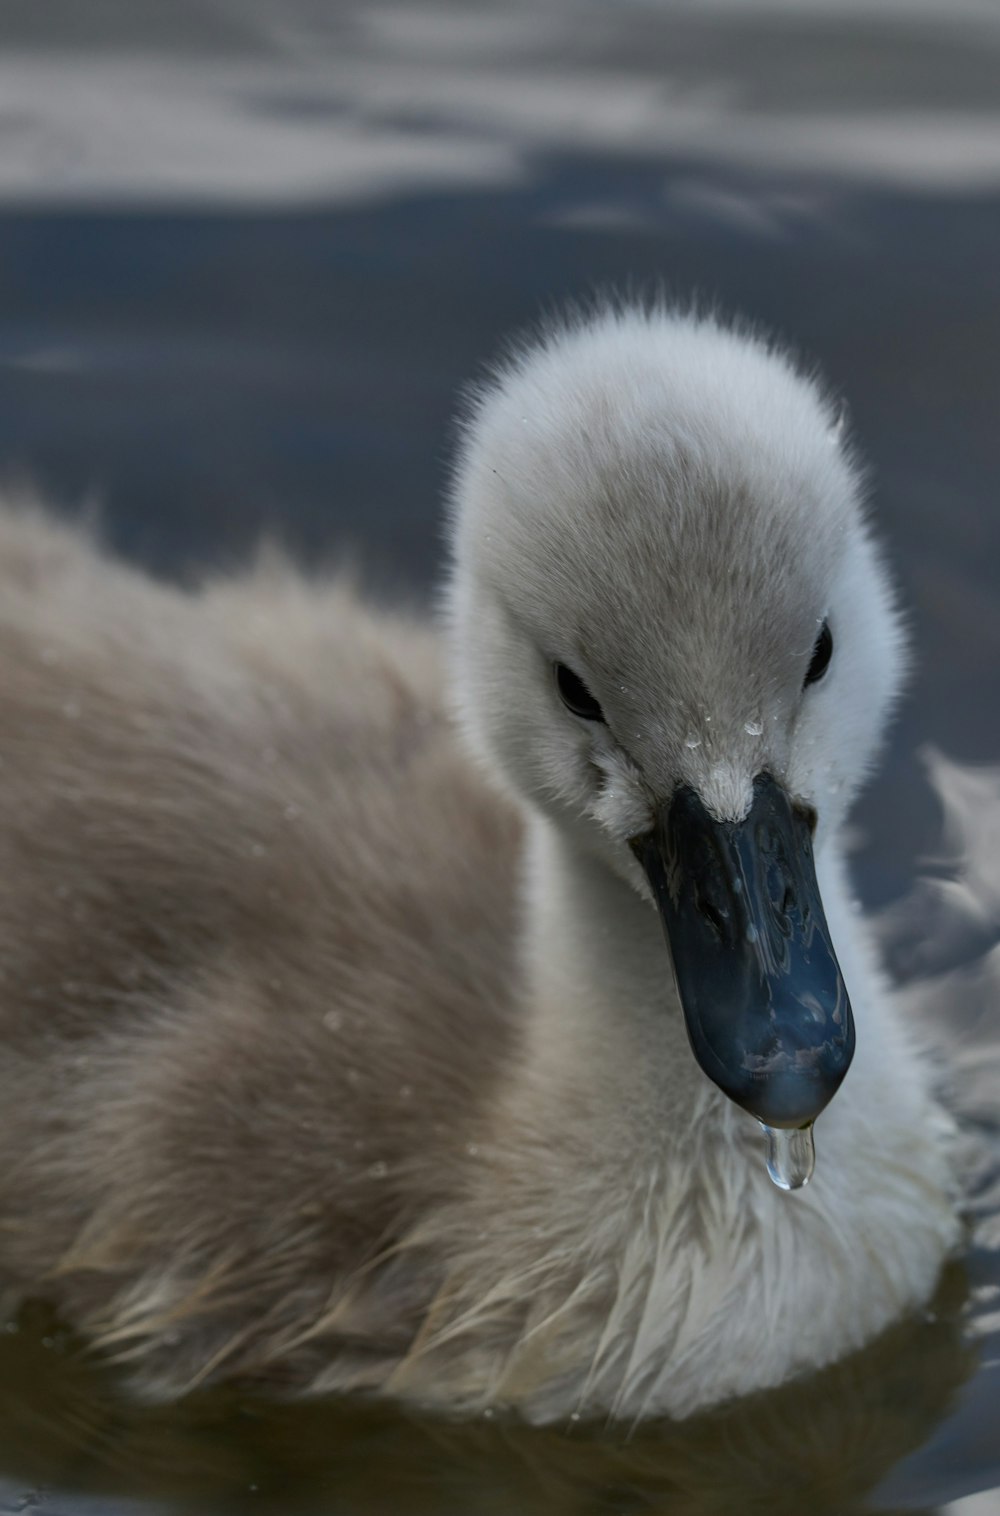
[698,896,729,941]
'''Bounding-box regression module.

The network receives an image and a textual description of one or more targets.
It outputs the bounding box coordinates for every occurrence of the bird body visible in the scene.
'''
[0,306,958,1421]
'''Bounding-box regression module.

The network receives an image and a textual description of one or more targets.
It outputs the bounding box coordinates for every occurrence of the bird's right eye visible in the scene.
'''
[804,620,833,687]
[555,664,605,722]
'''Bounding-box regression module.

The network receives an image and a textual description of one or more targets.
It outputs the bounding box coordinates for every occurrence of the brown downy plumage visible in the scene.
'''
[0,503,522,1397]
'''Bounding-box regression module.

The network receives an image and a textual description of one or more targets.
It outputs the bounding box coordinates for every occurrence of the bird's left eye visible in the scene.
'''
[555,664,605,722]
[804,620,833,687]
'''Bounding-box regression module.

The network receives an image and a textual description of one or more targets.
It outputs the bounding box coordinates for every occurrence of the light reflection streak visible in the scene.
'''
[0,1,999,207]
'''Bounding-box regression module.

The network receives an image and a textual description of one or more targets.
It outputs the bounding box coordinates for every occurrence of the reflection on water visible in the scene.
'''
[870,754,1000,1513]
[3,0,1000,203]
[879,751,1000,987]
[0,1267,979,1516]
[0,0,998,1512]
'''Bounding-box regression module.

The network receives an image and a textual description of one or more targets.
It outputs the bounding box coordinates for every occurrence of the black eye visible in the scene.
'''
[555,663,605,722]
[804,621,833,687]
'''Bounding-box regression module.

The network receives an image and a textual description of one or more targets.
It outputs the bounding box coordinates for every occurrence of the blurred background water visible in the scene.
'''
[0,1,998,1512]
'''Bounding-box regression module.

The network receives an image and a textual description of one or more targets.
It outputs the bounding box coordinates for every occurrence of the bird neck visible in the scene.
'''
[518,814,703,1125]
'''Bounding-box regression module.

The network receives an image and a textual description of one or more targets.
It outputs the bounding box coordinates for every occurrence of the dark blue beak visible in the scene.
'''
[631,773,854,1129]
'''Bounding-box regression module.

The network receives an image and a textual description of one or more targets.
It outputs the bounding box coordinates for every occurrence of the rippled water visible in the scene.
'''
[0,2,998,1512]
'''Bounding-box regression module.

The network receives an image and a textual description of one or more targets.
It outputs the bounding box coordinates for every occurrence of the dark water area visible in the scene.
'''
[0,2,998,1512]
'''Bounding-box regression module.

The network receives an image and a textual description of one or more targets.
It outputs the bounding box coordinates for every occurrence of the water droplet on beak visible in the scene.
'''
[760,1122,815,1190]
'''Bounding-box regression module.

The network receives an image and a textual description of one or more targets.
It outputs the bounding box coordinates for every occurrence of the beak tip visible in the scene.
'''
[690,1008,855,1129]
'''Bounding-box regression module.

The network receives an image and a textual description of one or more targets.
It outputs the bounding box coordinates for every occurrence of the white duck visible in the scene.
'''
[0,304,957,1424]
